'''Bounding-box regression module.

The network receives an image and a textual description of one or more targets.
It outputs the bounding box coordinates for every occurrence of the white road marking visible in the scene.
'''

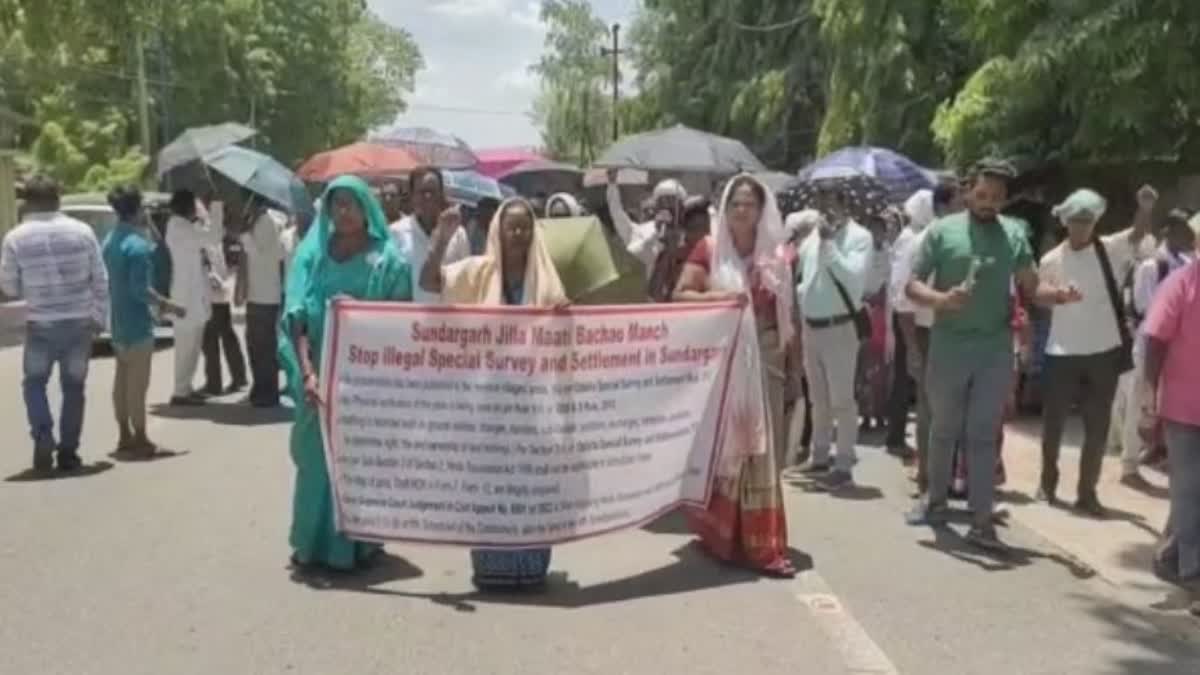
[793,570,901,675]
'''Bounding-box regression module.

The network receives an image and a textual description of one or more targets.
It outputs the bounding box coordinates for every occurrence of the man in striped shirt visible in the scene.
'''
[0,175,109,472]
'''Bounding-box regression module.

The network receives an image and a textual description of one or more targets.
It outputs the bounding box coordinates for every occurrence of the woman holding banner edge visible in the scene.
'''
[673,174,801,578]
[280,175,413,574]
[421,196,570,590]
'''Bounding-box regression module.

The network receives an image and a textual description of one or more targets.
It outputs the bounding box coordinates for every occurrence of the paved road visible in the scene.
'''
[0,339,1198,674]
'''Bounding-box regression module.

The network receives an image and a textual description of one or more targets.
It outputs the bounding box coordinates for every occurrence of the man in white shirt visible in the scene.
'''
[166,190,223,406]
[795,185,875,489]
[1037,186,1154,515]
[390,168,470,304]
[239,199,287,407]
[1117,208,1196,485]
[0,175,108,472]
[886,188,940,488]
[604,170,686,275]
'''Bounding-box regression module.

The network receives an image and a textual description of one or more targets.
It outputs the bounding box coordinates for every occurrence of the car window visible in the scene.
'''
[63,208,118,241]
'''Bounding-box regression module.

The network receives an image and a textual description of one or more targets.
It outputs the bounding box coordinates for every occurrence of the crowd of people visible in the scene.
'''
[2,157,1198,603]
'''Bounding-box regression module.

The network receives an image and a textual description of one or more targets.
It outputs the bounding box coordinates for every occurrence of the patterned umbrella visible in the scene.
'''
[798,146,936,204]
[365,125,478,170]
[776,169,891,226]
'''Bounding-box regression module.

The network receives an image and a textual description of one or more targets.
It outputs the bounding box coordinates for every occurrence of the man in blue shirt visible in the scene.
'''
[794,181,874,488]
[102,186,185,455]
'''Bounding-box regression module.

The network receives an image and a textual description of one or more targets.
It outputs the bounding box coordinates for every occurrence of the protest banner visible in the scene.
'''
[318,299,747,548]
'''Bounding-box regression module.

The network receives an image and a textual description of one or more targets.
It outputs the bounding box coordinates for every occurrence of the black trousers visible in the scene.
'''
[202,302,246,392]
[246,303,280,406]
[886,312,914,448]
[1040,348,1122,501]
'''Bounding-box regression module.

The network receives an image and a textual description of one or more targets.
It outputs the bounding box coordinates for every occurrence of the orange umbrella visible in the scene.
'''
[297,142,422,181]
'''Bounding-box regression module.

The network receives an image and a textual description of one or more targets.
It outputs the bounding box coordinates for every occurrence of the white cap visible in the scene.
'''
[652,179,687,200]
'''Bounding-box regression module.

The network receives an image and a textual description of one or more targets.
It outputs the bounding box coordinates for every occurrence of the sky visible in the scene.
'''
[368,0,638,150]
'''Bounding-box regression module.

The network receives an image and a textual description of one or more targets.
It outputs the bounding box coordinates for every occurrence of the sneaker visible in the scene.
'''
[799,460,831,475]
[56,451,82,472]
[170,394,206,406]
[226,381,248,394]
[824,469,853,490]
[905,499,949,526]
[965,525,1006,552]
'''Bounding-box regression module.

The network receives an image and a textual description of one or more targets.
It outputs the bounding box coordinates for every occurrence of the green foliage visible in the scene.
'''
[0,0,422,191]
[621,0,827,170]
[935,0,1200,169]
[532,0,613,165]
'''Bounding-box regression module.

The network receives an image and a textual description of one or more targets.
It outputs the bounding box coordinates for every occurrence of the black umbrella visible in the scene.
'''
[776,169,891,225]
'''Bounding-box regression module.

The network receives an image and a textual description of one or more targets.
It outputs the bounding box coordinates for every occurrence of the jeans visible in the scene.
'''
[1161,421,1200,582]
[1040,348,1122,501]
[23,319,93,453]
[926,343,1013,524]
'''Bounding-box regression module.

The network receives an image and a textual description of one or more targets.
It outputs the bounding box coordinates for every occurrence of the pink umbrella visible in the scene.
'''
[475,147,545,179]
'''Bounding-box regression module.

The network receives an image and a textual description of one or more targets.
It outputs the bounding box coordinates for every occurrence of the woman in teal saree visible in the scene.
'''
[279,175,412,572]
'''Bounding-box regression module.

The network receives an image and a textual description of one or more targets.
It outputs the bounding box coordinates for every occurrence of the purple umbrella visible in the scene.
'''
[799,146,936,204]
[365,125,478,170]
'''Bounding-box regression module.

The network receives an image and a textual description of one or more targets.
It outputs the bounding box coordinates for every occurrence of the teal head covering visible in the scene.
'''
[309,174,393,251]
[1052,189,1107,224]
[277,174,412,403]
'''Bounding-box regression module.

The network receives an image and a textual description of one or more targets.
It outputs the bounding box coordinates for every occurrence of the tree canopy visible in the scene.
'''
[536,0,1200,174]
[0,0,422,191]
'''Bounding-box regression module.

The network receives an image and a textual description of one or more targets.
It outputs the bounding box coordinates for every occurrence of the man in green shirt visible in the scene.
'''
[904,159,1076,549]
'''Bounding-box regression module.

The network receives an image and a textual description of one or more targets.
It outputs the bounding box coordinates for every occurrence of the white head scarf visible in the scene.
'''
[545,192,583,217]
[652,179,687,201]
[1052,188,1107,224]
[903,189,935,232]
[710,173,795,348]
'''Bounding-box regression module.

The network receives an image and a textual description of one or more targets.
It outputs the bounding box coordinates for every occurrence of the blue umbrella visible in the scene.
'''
[799,146,936,203]
[202,145,313,218]
[443,169,505,206]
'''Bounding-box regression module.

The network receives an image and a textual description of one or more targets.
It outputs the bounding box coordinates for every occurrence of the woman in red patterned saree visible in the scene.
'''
[673,174,802,578]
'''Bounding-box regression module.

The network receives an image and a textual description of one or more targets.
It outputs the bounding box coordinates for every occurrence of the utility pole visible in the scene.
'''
[600,23,624,141]
[134,26,152,155]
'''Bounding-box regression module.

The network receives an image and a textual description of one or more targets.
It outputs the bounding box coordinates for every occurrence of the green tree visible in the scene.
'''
[0,0,423,190]
[532,0,612,165]
[933,0,1200,170]
[620,0,826,170]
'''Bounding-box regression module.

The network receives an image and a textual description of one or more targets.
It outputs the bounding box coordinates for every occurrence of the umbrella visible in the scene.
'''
[776,171,892,225]
[594,124,765,175]
[202,145,312,217]
[297,142,421,182]
[541,216,647,304]
[799,146,936,204]
[749,171,796,194]
[366,125,478,170]
[499,159,584,198]
[157,122,256,178]
[443,170,506,207]
[476,147,545,178]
